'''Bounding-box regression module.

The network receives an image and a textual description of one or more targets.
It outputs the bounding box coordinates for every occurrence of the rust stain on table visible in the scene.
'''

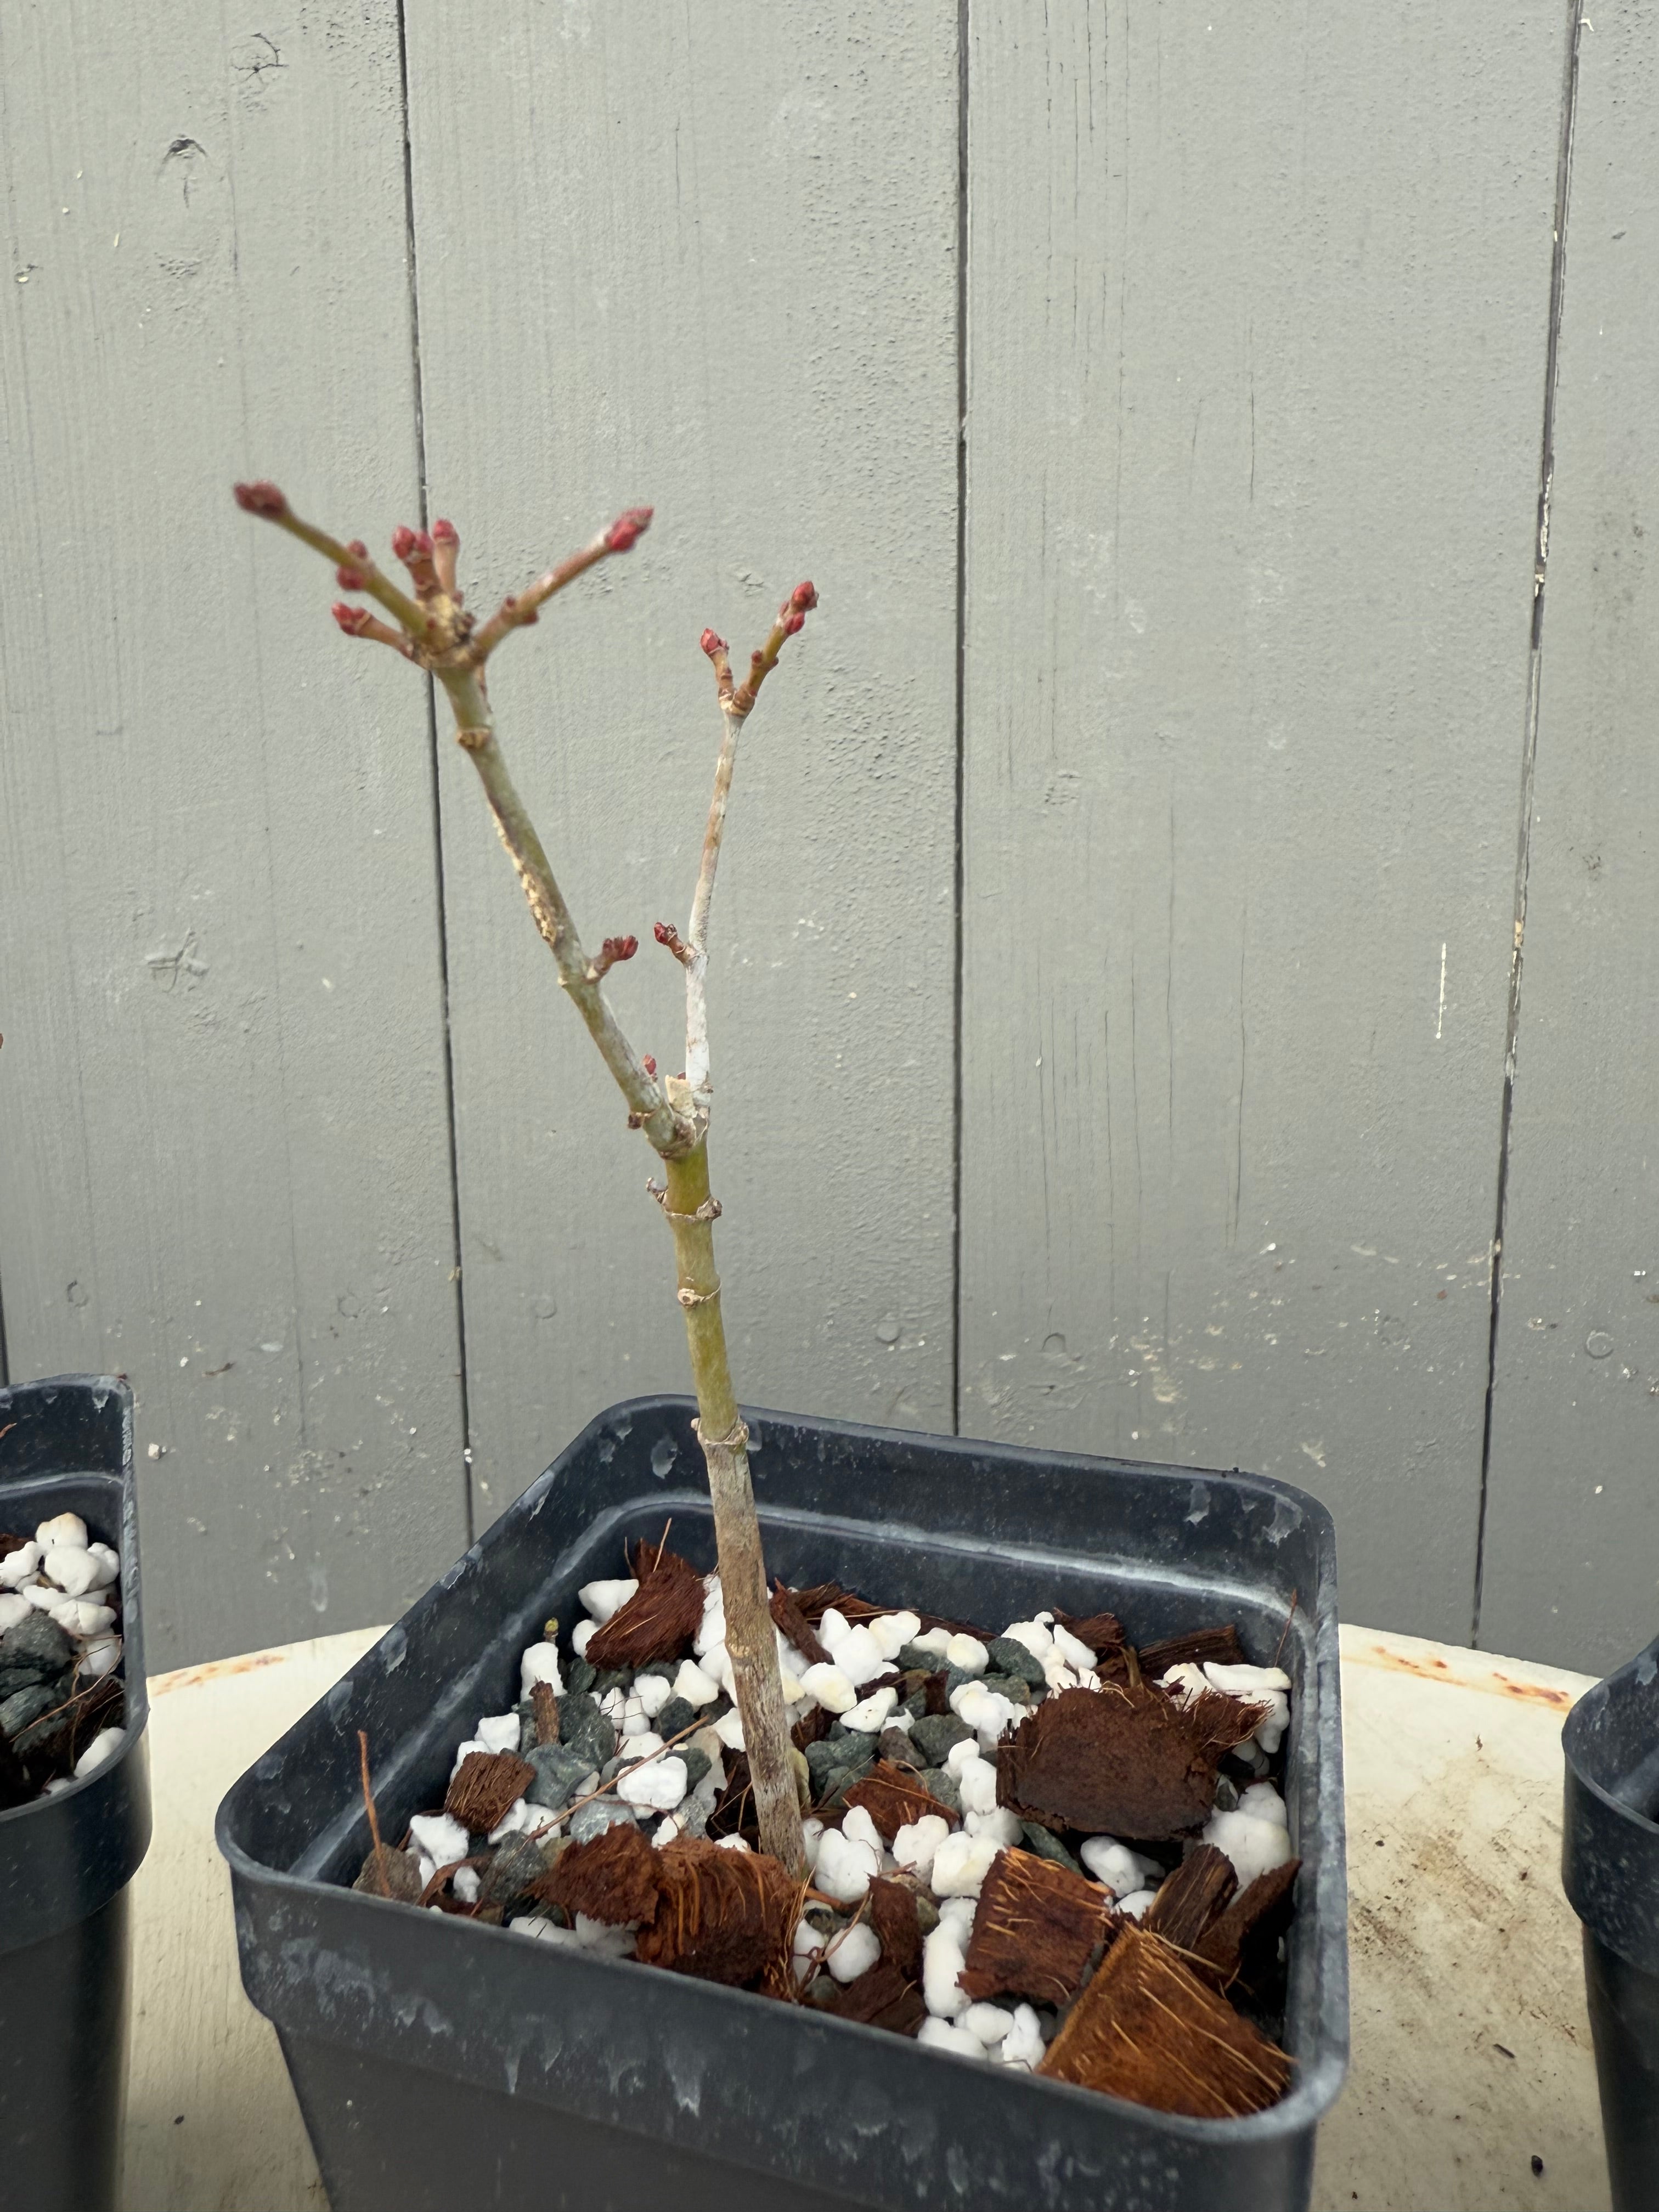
[1355,1641,1581,1710]
[151,1649,287,1697]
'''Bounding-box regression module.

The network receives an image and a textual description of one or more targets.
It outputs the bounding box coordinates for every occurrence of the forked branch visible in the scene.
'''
[234,479,817,1874]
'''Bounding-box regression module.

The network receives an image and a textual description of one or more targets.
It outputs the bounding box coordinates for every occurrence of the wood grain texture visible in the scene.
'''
[1479,2,1659,1673]
[0,3,467,1666]
[960,2,1571,1638]
[403,2,960,1525]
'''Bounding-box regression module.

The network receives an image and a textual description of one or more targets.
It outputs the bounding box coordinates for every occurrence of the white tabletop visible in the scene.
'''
[117,1624,1612,2212]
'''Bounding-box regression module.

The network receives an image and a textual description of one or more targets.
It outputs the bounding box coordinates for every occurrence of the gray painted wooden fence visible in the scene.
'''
[1,0,1650,1674]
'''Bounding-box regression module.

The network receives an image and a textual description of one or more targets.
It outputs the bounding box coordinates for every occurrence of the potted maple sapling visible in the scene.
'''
[218,483,1349,2212]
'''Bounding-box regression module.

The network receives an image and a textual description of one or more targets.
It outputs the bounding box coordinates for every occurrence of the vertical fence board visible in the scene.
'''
[962,1,1570,1639]
[1480,3,1659,1674]
[0,2,467,1665]
[403,2,961,1523]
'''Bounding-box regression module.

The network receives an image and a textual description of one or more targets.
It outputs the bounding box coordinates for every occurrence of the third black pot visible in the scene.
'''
[1563,1632,1659,2212]
[219,1398,1348,2212]
[0,1375,150,2212]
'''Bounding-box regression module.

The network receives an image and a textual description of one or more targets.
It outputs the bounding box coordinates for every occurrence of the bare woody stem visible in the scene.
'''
[233,483,817,1874]
[436,666,690,1158]
[655,1142,801,1868]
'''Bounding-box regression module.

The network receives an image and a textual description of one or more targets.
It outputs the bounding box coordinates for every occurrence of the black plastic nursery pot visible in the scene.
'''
[0,1375,150,2212]
[219,1398,1348,2212]
[1562,1632,1659,2212]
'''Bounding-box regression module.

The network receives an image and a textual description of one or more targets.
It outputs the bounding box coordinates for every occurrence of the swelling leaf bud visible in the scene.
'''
[233,481,287,516]
[604,506,654,553]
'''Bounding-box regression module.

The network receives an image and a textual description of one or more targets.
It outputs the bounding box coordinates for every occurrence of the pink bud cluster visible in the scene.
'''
[782,580,818,636]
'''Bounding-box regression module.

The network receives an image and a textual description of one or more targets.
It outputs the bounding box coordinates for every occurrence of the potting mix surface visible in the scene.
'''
[0,1512,127,1803]
[353,1539,1301,2121]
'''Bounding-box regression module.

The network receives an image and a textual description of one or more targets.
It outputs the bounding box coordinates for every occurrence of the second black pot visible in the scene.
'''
[0,1375,151,2212]
[1563,1632,1659,2212]
[219,1397,1348,2212]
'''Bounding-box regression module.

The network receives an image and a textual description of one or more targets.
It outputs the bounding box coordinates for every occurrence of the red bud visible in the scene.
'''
[233,480,287,516]
[653,922,675,946]
[347,539,368,557]
[789,580,818,612]
[432,518,459,546]
[336,566,365,591]
[700,628,727,659]
[642,1055,657,1076]
[391,525,421,560]
[751,649,765,669]
[604,506,654,553]
[783,611,805,636]
[332,602,372,635]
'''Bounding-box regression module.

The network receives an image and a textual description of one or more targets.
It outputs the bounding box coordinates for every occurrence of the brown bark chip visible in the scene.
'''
[791,1703,833,1752]
[1053,1611,1126,1659]
[1194,1857,1301,1987]
[352,1844,425,1902]
[865,1876,924,1981]
[843,1762,961,1843]
[996,1684,1220,1842]
[770,1583,832,1669]
[959,1847,1114,2007]
[445,1750,537,1835]
[1139,1623,1248,1677]
[533,1818,662,1926]
[635,1837,796,1987]
[1039,1926,1293,2118]
[788,1582,994,1641]
[1178,1686,1273,1753]
[821,1957,928,2036]
[1141,1844,1238,1952]
[531,1680,560,1746]
[585,1545,706,1671]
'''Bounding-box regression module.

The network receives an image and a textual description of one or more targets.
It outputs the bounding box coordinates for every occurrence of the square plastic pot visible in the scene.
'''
[219,1398,1348,2212]
[0,1375,150,2212]
[1562,1632,1659,2212]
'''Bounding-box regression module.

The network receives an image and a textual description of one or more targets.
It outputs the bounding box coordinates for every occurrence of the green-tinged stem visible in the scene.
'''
[436,667,689,1159]
[272,508,428,637]
[663,1142,805,1873]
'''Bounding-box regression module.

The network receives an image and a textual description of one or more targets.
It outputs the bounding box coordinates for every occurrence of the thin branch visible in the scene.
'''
[436,664,693,1159]
[233,482,687,1159]
[358,1729,393,1899]
[682,584,819,1103]
[467,508,653,662]
[332,603,416,658]
[234,482,429,638]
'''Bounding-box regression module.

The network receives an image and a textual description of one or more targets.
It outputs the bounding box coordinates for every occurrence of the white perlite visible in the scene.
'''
[520,1642,563,1696]
[578,1577,637,1623]
[922,1922,970,2018]
[618,1756,687,1812]
[826,1921,882,1983]
[930,1831,1001,1898]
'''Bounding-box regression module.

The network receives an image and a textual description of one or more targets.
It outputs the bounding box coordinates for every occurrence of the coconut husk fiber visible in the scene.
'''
[634,1836,796,1987]
[1039,1925,1292,2118]
[996,1683,1222,1841]
[531,1818,661,1926]
[583,1543,706,1671]
[842,1761,960,1842]
[959,1847,1114,2007]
